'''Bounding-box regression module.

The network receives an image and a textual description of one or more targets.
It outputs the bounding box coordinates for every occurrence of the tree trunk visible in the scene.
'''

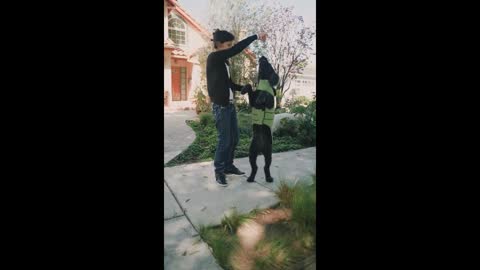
[276,95,282,109]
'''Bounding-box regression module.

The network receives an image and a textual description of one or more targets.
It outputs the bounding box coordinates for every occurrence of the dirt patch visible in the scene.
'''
[254,208,292,225]
[230,208,292,270]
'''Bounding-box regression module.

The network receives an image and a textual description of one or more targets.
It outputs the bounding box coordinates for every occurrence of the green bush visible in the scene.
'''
[284,96,310,114]
[274,118,300,138]
[166,100,315,166]
[291,181,316,235]
[275,107,288,114]
[236,98,251,113]
[199,112,214,127]
[193,87,211,114]
[221,209,254,234]
[296,99,316,146]
[199,225,239,270]
[274,98,316,146]
[237,112,252,136]
[274,175,317,236]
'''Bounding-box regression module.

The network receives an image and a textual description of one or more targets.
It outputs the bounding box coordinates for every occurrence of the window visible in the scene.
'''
[168,14,186,45]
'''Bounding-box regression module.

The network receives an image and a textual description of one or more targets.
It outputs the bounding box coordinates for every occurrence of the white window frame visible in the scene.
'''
[168,13,187,46]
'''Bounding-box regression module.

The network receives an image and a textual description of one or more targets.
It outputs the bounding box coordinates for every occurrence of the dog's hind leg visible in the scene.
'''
[247,139,258,183]
[263,127,274,183]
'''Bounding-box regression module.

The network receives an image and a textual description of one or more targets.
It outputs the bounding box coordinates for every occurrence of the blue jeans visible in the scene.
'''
[212,103,239,174]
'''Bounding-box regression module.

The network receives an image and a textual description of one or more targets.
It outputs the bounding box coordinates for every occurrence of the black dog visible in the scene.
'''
[241,56,279,183]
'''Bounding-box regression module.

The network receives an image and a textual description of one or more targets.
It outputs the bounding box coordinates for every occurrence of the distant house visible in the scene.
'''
[286,61,316,100]
[164,0,256,110]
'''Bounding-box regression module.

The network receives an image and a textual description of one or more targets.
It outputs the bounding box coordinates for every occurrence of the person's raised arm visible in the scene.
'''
[211,32,267,61]
[211,34,257,60]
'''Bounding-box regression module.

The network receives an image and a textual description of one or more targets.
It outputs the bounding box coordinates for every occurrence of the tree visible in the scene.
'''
[245,2,316,108]
[205,0,315,108]
[206,0,257,89]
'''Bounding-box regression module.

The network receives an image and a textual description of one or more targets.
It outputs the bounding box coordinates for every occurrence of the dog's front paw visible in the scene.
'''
[247,176,255,183]
[266,176,274,183]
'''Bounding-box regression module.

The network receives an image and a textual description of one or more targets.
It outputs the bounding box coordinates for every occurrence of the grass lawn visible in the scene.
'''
[199,174,316,270]
[165,112,310,167]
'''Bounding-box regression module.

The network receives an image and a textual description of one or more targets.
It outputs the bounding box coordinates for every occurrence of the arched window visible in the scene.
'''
[168,14,186,45]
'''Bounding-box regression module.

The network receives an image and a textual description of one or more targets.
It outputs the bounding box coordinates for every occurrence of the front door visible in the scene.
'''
[172,67,187,101]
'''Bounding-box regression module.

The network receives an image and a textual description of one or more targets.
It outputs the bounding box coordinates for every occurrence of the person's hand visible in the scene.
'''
[258,32,267,42]
[241,84,252,95]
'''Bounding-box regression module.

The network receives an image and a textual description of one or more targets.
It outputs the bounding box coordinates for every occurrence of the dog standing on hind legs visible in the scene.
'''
[241,56,279,183]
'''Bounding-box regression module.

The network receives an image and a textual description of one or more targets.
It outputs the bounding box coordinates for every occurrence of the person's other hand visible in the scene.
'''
[258,32,267,42]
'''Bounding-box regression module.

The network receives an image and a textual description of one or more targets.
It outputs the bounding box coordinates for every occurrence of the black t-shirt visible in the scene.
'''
[206,34,258,106]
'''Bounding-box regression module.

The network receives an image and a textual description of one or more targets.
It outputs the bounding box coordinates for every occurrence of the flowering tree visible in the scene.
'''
[206,0,257,88]
[206,0,315,108]
[245,3,316,108]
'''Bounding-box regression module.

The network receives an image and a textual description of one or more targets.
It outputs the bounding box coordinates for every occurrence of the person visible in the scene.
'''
[206,29,267,186]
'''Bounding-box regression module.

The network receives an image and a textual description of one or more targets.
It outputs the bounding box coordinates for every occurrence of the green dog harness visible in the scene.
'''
[252,79,276,129]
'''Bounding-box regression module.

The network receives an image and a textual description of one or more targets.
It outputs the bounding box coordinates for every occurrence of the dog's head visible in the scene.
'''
[259,56,279,89]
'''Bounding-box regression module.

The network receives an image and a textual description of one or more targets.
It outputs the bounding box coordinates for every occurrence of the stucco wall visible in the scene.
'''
[164,1,168,40]
[186,26,207,53]
[185,18,208,102]
[189,63,201,100]
[164,51,172,105]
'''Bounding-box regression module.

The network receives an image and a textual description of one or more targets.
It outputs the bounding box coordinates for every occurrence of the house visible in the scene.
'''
[286,60,316,100]
[163,0,256,110]
[164,0,211,110]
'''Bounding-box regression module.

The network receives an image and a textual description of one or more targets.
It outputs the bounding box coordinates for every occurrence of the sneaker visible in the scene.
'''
[215,173,227,186]
[224,167,245,175]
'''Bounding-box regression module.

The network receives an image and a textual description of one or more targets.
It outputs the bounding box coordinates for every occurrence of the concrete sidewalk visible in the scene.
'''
[164,110,197,164]
[164,147,316,269]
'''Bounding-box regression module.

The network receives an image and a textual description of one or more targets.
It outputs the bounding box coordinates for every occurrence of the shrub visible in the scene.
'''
[237,112,252,136]
[199,225,239,269]
[166,98,315,167]
[274,98,316,146]
[284,96,310,114]
[296,99,316,146]
[275,181,301,208]
[221,209,254,234]
[275,107,287,114]
[193,86,211,114]
[236,98,251,113]
[199,112,214,127]
[274,175,316,236]
[291,182,316,235]
[254,238,297,270]
[274,118,300,138]
[272,137,303,153]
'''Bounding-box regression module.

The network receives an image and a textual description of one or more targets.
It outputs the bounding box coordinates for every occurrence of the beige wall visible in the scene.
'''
[186,26,208,53]
[164,51,172,105]
[189,63,201,100]
[164,1,168,40]
[185,17,208,103]
[287,74,316,100]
